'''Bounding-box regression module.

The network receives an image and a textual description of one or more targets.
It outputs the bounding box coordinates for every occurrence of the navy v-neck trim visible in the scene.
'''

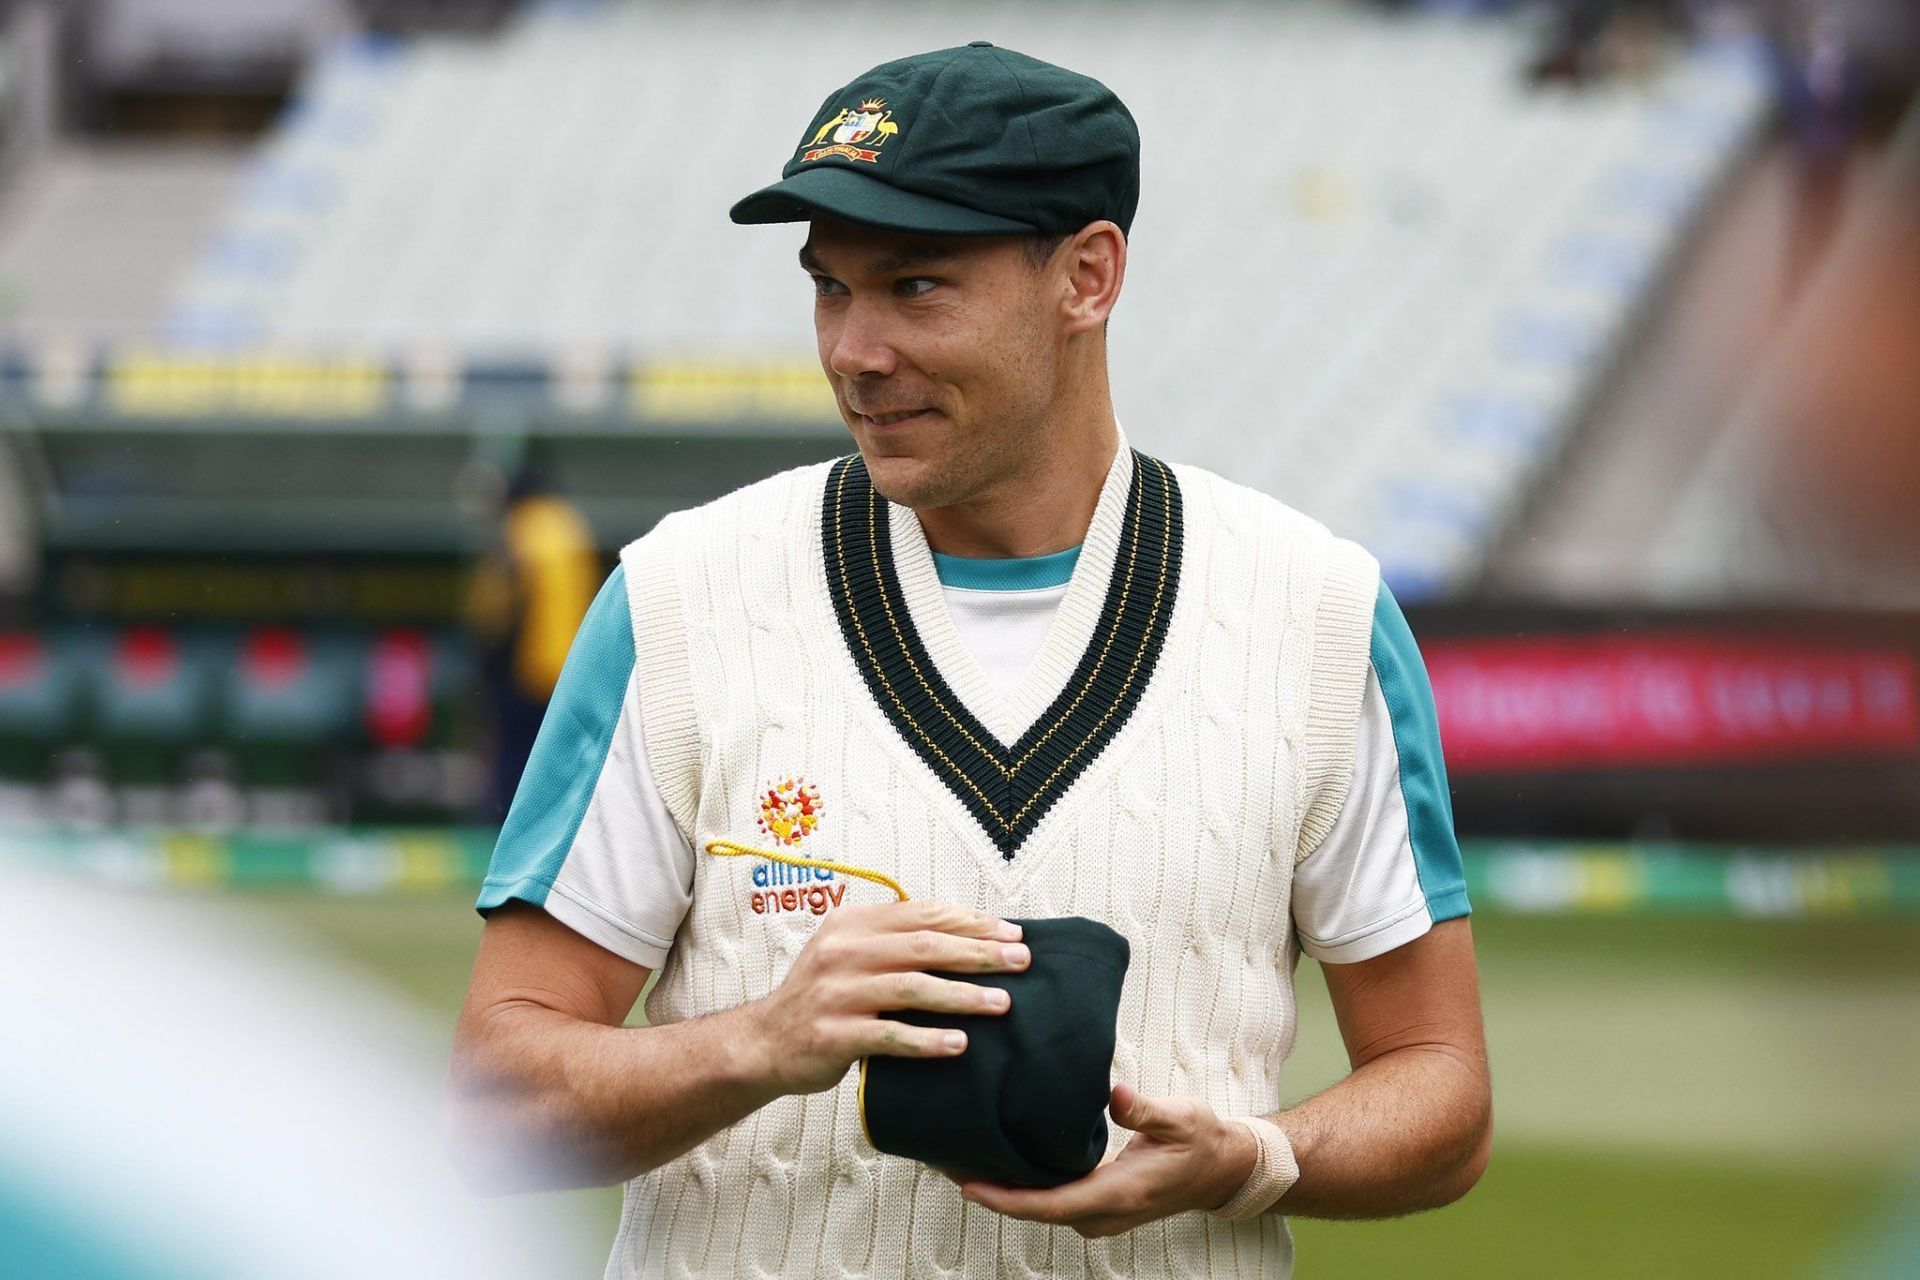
[822,450,1183,859]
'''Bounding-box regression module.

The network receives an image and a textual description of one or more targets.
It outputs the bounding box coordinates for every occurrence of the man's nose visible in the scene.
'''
[826,299,899,380]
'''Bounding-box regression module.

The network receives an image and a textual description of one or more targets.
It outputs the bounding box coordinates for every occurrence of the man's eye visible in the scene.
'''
[811,276,846,298]
[897,277,939,298]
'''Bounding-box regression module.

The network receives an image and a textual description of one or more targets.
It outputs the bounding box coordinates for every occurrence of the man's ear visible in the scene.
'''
[1058,221,1126,336]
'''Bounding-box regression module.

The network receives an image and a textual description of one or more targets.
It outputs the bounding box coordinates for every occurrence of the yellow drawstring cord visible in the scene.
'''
[703,837,914,1151]
[704,838,911,902]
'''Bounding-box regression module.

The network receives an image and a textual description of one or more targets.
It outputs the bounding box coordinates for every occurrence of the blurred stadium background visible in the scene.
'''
[1,0,1918,1275]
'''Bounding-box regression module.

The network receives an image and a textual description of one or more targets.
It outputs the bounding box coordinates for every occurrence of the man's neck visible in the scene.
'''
[913,421,1119,559]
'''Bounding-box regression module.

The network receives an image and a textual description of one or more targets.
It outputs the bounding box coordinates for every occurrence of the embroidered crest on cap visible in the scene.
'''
[801,98,899,165]
[757,776,823,846]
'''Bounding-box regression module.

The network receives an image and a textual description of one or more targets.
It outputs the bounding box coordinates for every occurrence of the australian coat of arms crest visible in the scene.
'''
[800,98,900,165]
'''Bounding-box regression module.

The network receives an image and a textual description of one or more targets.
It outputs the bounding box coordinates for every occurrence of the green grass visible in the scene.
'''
[1290,1146,1892,1280]
[236,890,1919,1278]
[254,888,489,1017]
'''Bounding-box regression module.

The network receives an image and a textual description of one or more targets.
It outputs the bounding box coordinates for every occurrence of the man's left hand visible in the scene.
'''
[947,1082,1258,1238]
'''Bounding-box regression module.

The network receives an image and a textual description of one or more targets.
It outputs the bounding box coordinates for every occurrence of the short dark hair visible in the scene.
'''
[1021,233,1069,269]
[1019,230,1114,334]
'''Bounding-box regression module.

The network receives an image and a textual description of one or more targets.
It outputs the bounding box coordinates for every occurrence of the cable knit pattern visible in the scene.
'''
[611,445,1380,1280]
[623,512,701,841]
[1293,535,1382,864]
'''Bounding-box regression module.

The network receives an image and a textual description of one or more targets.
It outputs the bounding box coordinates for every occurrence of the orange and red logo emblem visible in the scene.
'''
[757,776,823,847]
[800,98,899,165]
[749,776,842,916]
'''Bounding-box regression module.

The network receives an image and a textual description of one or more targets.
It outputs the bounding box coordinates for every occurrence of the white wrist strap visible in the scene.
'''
[1208,1117,1300,1221]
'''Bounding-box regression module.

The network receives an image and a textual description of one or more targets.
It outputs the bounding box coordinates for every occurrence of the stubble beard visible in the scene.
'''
[858,301,1060,512]
[871,438,990,510]
[865,400,1050,514]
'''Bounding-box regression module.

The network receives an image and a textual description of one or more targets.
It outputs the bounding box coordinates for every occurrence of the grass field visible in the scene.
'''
[234,890,1920,1279]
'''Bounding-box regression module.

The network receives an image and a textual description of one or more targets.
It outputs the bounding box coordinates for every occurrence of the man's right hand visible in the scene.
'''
[747,899,1030,1096]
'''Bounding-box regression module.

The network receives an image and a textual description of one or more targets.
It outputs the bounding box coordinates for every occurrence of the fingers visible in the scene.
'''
[817,900,1030,980]
[804,928,1027,996]
[835,899,1023,944]
[862,1017,971,1059]
[1110,1083,1153,1131]
[862,969,1013,1018]
[856,929,1031,977]
[956,1176,1141,1239]
[1110,1084,1204,1137]
[763,899,1025,1092]
[960,1161,1141,1225]
[940,1159,1144,1243]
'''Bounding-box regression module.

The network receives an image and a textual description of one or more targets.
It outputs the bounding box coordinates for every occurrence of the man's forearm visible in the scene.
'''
[449,998,784,1193]
[1258,1041,1491,1220]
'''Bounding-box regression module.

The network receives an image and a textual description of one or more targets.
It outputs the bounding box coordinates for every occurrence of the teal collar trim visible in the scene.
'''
[931,544,1082,591]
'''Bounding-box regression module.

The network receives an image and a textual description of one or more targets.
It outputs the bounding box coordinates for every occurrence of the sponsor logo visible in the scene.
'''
[800,97,898,165]
[757,776,822,846]
[747,775,843,915]
[749,858,846,916]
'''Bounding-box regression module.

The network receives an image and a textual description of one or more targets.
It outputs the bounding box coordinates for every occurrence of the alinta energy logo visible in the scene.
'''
[799,98,899,165]
[758,776,821,846]
[749,776,846,916]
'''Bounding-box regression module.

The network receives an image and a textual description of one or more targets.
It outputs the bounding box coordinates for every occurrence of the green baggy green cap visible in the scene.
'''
[860,916,1130,1188]
[729,42,1140,238]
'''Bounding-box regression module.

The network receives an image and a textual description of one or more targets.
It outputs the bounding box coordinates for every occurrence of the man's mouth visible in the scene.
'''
[856,408,932,428]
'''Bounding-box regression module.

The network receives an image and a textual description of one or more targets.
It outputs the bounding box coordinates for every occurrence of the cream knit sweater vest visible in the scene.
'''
[612,439,1379,1280]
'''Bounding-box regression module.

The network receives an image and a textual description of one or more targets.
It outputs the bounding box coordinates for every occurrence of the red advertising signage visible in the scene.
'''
[1424,634,1920,773]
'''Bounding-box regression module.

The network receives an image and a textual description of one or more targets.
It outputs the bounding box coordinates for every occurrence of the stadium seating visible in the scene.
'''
[156,1,1769,599]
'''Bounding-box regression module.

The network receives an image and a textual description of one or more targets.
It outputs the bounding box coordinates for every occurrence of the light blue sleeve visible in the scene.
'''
[476,565,634,917]
[1292,580,1469,963]
[1368,581,1471,924]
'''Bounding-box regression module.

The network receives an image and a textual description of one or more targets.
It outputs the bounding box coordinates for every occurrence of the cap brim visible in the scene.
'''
[729,164,1037,236]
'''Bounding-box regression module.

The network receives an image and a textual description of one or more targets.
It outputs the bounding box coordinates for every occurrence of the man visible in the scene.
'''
[466,452,601,820]
[448,41,1491,1279]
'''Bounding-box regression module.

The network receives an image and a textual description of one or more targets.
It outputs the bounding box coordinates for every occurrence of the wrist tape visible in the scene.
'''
[1208,1116,1300,1221]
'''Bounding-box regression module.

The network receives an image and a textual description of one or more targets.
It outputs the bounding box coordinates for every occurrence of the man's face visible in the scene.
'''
[800,218,1061,509]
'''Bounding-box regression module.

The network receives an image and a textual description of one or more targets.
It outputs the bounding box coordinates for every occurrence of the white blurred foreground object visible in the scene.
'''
[0,869,601,1279]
